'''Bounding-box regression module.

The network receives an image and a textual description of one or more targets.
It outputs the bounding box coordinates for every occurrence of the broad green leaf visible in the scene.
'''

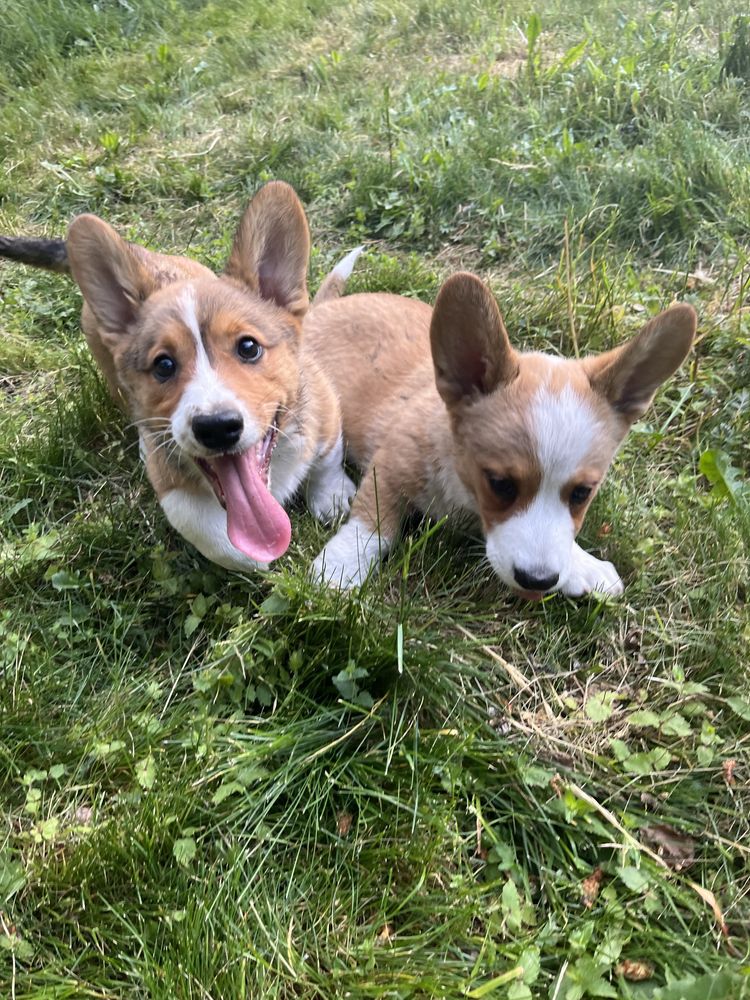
[699,449,745,505]
[173,836,197,867]
[190,593,208,619]
[502,878,522,933]
[39,817,59,841]
[594,927,625,966]
[50,570,80,590]
[661,713,692,738]
[726,696,750,721]
[183,614,201,638]
[237,764,269,786]
[260,591,290,615]
[566,955,617,998]
[135,755,156,791]
[618,866,650,892]
[522,765,555,787]
[212,780,244,805]
[507,983,532,1000]
[623,747,671,774]
[609,739,630,762]
[518,946,540,984]
[0,932,33,961]
[0,855,26,903]
[628,710,661,728]
[585,692,617,722]
[488,841,516,871]
[652,971,740,1000]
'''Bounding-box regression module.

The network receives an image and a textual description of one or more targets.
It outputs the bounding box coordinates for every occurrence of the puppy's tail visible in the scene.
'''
[0,235,70,274]
[312,245,363,305]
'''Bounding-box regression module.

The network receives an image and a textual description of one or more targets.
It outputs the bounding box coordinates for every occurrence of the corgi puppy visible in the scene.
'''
[0,182,355,571]
[304,270,697,598]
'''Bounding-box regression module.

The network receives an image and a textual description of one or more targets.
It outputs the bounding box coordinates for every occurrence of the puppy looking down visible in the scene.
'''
[0,182,355,571]
[305,267,697,598]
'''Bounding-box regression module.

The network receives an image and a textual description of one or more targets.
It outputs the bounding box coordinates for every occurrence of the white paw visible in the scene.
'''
[312,547,366,589]
[311,518,385,589]
[307,472,357,524]
[562,545,624,598]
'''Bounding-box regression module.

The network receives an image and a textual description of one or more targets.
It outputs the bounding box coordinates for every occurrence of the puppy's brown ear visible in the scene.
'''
[67,215,154,334]
[430,273,518,406]
[225,180,310,319]
[584,304,697,421]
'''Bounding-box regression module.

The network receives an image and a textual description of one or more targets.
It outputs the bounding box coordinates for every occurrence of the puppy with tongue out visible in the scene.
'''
[0,181,356,570]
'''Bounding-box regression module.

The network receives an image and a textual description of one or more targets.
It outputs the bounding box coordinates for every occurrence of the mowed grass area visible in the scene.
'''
[1,0,749,997]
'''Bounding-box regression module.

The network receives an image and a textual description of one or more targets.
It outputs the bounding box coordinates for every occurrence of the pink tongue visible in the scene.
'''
[211,451,291,563]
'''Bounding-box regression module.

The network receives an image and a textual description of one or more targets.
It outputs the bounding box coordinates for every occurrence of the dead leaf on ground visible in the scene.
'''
[375,923,394,946]
[581,867,603,909]
[687,880,738,955]
[336,811,353,836]
[640,823,695,871]
[624,629,642,652]
[723,759,737,787]
[639,792,659,811]
[615,959,654,981]
[550,773,565,798]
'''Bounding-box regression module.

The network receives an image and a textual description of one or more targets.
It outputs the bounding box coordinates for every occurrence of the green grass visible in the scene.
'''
[1,1,750,997]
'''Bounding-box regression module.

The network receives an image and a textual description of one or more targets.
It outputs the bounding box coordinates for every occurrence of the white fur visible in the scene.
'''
[562,543,623,597]
[170,287,261,457]
[266,427,313,505]
[160,487,265,572]
[159,433,350,572]
[153,289,347,569]
[305,434,357,523]
[533,382,599,477]
[332,246,364,280]
[312,516,388,589]
[485,382,608,594]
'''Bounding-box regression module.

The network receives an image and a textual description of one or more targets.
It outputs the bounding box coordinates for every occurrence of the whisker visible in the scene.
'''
[126,417,172,432]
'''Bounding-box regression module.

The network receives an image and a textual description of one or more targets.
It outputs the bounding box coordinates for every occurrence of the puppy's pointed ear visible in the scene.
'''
[584,304,697,421]
[67,215,154,334]
[430,273,519,406]
[225,181,310,319]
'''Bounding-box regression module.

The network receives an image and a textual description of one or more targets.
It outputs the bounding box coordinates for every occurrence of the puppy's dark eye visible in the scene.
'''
[237,337,263,363]
[153,354,176,382]
[486,474,518,504]
[570,484,593,506]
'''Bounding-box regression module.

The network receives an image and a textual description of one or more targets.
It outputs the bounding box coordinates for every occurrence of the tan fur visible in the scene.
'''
[0,181,359,575]
[60,185,342,514]
[307,270,697,593]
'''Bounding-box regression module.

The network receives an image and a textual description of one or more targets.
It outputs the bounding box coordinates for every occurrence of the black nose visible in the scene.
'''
[191,411,243,451]
[513,567,559,592]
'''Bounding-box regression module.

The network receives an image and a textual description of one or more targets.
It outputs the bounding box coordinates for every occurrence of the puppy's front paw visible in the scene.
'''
[311,518,384,590]
[307,472,357,524]
[312,547,365,589]
[562,545,624,598]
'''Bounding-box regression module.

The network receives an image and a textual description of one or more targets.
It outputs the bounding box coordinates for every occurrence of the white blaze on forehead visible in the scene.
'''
[179,286,209,370]
[531,382,601,481]
[484,378,603,592]
[179,285,200,335]
[171,286,259,454]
